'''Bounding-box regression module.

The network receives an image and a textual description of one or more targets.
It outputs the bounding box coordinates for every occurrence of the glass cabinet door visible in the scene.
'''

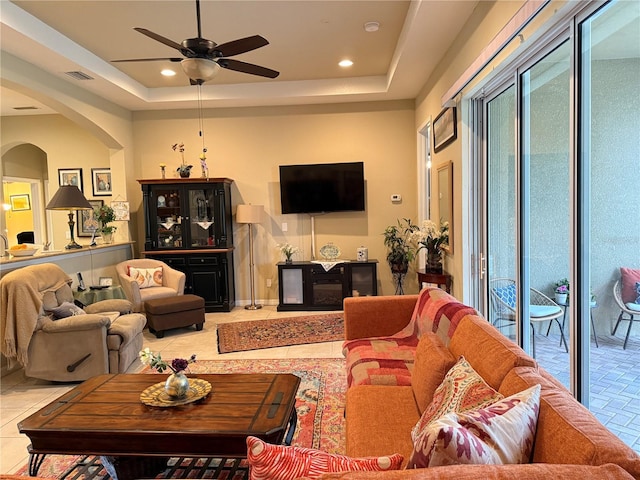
[188,187,217,248]
[154,187,183,249]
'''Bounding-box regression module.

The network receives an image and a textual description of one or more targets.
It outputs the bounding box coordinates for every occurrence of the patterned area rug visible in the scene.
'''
[216,313,344,353]
[14,358,346,479]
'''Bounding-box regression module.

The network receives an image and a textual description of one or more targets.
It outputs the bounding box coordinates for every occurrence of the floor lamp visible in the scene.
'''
[236,204,264,310]
[46,185,93,249]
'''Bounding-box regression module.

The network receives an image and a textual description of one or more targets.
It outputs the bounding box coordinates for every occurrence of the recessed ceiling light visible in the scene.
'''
[364,21,380,33]
[339,59,353,68]
[161,69,177,77]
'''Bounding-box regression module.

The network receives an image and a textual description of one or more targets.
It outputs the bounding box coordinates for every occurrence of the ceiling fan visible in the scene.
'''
[112,0,279,85]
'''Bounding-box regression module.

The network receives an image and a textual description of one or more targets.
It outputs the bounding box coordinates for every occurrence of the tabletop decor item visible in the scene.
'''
[319,243,341,261]
[138,348,197,399]
[278,243,300,264]
[159,163,166,179]
[94,204,117,243]
[200,150,208,178]
[172,142,193,178]
[413,220,449,274]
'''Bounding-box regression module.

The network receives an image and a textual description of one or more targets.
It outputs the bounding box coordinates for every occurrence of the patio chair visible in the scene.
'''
[612,280,640,350]
[489,278,566,357]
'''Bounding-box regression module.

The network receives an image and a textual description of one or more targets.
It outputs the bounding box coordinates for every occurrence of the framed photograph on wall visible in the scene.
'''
[433,107,457,152]
[92,168,112,196]
[77,199,103,237]
[58,168,83,190]
[10,194,31,211]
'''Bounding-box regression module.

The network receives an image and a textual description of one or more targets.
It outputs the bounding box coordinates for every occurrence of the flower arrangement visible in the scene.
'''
[412,220,449,255]
[277,243,299,262]
[172,143,192,177]
[383,218,419,272]
[94,204,117,234]
[139,348,196,374]
[199,150,208,178]
[554,278,570,294]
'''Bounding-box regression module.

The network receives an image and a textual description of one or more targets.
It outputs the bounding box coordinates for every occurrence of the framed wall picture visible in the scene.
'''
[58,168,83,190]
[98,277,113,287]
[433,107,457,152]
[10,194,31,211]
[92,168,112,196]
[77,199,103,237]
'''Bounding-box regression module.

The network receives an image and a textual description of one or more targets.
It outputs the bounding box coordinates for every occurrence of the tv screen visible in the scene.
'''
[279,162,365,214]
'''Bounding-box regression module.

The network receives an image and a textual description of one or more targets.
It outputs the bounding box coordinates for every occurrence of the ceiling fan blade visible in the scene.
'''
[112,58,183,63]
[213,35,269,58]
[134,27,193,54]
[218,58,279,78]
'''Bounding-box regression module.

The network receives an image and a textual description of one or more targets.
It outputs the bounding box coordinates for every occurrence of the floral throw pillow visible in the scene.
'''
[127,266,163,289]
[408,356,503,468]
[246,436,403,480]
[408,384,541,467]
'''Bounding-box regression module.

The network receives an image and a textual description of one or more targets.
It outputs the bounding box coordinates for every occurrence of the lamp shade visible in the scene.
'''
[236,204,264,224]
[46,185,92,210]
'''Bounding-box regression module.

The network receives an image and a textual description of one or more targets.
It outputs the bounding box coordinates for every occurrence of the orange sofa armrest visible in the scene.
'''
[344,295,418,340]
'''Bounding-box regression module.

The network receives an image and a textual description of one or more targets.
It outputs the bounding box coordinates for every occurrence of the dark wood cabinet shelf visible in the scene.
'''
[277,260,377,311]
[138,178,235,312]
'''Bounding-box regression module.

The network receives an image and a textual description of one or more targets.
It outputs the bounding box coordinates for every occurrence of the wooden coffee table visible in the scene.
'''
[19,373,300,480]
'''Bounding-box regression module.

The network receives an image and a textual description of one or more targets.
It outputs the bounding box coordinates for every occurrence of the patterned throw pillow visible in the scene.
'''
[246,436,403,480]
[127,266,163,289]
[408,384,541,467]
[408,356,503,468]
[620,267,640,303]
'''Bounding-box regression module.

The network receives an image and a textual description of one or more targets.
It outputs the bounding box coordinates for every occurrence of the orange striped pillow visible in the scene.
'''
[246,436,403,480]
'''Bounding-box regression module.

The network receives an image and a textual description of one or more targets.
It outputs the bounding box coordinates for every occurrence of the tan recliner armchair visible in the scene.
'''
[0,263,146,382]
[115,258,186,313]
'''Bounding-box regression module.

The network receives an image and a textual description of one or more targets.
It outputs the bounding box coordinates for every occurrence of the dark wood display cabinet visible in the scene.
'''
[138,178,235,312]
[277,260,378,311]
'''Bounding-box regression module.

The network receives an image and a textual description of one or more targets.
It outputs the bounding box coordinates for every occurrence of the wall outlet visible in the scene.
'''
[266,279,272,288]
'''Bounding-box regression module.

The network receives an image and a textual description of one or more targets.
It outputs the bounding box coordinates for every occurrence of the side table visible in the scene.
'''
[417,269,452,294]
[73,285,126,306]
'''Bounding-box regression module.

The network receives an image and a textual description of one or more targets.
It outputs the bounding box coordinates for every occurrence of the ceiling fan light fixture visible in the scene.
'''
[181,58,221,82]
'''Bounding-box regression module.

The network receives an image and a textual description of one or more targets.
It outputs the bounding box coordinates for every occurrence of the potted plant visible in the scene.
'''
[172,142,192,178]
[277,243,299,264]
[95,204,117,243]
[383,219,418,294]
[413,220,449,273]
[554,278,569,305]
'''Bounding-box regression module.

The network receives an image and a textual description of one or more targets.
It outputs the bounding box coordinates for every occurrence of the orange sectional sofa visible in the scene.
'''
[336,288,640,479]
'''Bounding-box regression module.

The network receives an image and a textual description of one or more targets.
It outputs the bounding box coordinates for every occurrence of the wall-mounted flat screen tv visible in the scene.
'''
[279,162,365,214]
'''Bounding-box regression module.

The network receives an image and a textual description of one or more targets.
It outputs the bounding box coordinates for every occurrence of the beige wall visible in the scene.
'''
[133,101,418,300]
[414,1,524,300]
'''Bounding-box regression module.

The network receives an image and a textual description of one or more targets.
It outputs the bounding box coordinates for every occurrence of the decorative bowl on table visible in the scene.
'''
[319,243,341,261]
[9,248,38,257]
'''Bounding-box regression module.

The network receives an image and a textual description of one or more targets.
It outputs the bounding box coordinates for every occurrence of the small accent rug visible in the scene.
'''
[14,358,346,479]
[216,313,344,353]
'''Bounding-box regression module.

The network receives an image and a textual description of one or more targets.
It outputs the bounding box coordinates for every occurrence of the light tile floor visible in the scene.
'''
[1,306,638,474]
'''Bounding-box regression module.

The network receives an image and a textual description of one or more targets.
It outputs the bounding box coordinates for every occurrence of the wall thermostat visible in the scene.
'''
[391,194,402,203]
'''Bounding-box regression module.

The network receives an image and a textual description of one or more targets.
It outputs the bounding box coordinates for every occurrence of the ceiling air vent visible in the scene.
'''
[13,106,39,111]
[65,71,94,81]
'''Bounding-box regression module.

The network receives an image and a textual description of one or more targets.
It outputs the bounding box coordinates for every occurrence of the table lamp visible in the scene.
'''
[236,204,264,310]
[46,185,92,249]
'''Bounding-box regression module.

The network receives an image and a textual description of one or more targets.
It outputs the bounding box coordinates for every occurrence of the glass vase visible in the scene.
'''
[164,372,189,398]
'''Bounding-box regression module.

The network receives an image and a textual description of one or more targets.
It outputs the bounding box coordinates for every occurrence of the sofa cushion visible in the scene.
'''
[246,436,403,480]
[499,366,640,478]
[620,267,640,303]
[343,336,418,387]
[407,384,541,468]
[411,333,456,413]
[449,315,537,391]
[346,385,420,466]
[297,463,636,479]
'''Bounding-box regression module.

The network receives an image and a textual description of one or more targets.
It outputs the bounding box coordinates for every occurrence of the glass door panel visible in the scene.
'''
[580,0,640,447]
[155,187,182,249]
[520,41,571,379]
[486,85,517,338]
[188,188,216,248]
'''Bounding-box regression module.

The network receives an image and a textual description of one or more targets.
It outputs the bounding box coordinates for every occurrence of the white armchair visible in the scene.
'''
[116,259,186,313]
